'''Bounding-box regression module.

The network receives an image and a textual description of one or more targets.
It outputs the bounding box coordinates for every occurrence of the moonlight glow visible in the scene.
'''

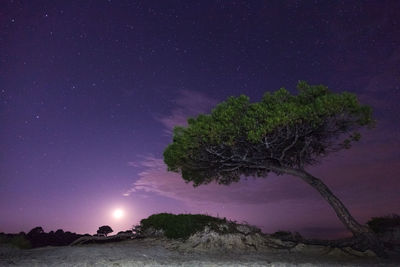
[113,209,124,219]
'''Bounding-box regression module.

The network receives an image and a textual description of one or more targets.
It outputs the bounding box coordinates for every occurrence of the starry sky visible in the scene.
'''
[1,0,399,238]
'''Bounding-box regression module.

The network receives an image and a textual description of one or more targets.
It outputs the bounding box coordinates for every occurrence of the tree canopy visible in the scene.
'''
[97,225,113,236]
[163,81,376,186]
[28,226,44,236]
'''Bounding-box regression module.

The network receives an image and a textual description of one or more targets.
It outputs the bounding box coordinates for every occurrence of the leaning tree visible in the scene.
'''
[163,81,386,257]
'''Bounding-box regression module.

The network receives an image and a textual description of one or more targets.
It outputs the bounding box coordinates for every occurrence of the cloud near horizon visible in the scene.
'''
[123,155,322,205]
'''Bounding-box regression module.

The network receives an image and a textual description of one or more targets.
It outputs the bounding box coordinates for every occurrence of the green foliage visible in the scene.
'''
[140,213,239,240]
[163,81,376,186]
[367,214,400,233]
[0,234,32,249]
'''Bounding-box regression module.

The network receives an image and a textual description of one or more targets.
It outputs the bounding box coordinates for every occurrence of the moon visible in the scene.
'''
[113,209,124,219]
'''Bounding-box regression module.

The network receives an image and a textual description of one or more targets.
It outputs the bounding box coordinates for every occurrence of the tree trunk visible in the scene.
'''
[270,166,387,258]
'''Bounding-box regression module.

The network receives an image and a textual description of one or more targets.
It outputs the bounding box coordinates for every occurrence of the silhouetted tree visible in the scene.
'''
[27,226,46,247]
[97,225,113,236]
[163,81,386,257]
[28,226,44,236]
[55,229,64,236]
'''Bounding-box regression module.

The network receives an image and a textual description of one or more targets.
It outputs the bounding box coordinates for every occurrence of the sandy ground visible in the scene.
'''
[1,238,399,267]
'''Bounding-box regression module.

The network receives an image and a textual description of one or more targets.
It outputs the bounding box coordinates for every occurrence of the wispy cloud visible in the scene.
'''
[123,155,318,205]
[155,89,218,134]
[123,143,400,211]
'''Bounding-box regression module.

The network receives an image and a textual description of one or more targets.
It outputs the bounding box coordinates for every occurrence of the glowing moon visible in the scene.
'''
[113,209,124,219]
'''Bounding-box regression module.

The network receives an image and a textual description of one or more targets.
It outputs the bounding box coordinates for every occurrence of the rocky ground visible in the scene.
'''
[1,231,399,266]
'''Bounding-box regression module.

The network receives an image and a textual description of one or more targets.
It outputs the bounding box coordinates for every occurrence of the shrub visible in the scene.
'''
[0,234,31,249]
[10,235,32,249]
[271,230,292,238]
[140,213,234,239]
[270,230,303,241]
[367,214,400,233]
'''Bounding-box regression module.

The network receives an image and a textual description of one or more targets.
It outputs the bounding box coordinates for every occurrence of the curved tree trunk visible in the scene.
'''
[270,166,387,258]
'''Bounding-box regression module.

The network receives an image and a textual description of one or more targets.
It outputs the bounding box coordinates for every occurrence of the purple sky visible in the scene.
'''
[1,1,399,238]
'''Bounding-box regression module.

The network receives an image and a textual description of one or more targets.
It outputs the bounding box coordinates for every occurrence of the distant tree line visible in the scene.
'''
[0,226,89,248]
[0,225,119,248]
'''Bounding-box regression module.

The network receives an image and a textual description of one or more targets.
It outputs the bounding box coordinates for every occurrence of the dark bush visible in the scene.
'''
[55,229,64,236]
[270,230,303,241]
[117,230,132,235]
[0,233,31,249]
[10,235,32,249]
[1,228,84,248]
[271,230,292,238]
[139,213,236,240]
[367,214,400,233]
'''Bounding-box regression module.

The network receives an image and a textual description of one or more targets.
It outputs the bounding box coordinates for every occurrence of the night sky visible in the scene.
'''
[1,1,399,238]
